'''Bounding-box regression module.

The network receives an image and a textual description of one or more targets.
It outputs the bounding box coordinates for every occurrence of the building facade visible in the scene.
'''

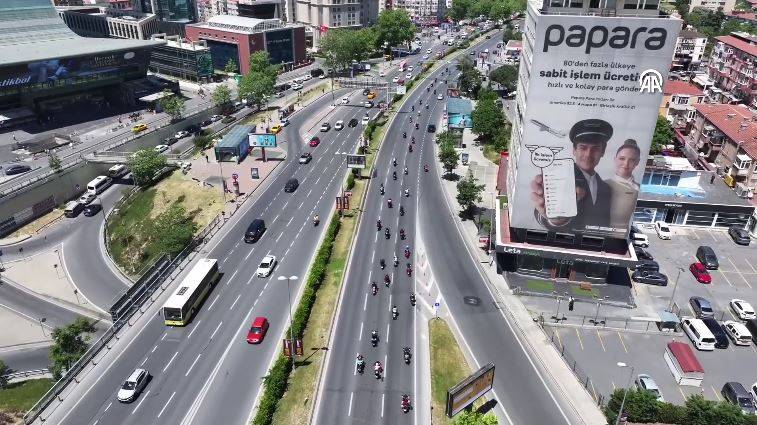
[185,15,306,72]
[149,34,214,81]
[660,80,705,128]
[688,0,736,14]
[707,32,757,108]
[496,0,681,280]
[295,0,378,47]
[57,7,160,40]
[671,28,707,72]
[391,0,445,25]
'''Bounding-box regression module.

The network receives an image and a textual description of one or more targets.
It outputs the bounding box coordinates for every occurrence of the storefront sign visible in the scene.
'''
[507,14,681,239]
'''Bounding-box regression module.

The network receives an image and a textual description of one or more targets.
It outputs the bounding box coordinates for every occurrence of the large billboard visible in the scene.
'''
[509,14,681,238]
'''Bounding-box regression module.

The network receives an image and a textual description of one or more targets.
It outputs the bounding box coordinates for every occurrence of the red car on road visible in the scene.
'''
[309,136,320,147]
[689,262,712,284]
[246,317,269,344]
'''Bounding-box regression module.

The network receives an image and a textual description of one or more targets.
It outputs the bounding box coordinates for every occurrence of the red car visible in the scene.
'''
[397,79,405,85]
[246,317,269,344]
[309,136,320,147]
[689,262,712,284]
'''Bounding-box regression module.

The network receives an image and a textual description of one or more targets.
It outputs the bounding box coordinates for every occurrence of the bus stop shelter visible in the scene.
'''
[214,125,252,163]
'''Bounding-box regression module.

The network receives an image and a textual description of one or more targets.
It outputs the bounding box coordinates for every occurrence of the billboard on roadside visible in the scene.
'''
[508,14,681,238]
[445,362,495,417]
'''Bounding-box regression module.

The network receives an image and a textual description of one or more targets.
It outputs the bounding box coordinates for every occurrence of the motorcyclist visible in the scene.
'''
[384,274,391,285]
[313,214,319,226]
[404,188,409,197]
[371,281,378,295]
[356,354,365,373]
[399,205,405,216]
[392,171,397,180]
[393,158,397,166]
[380,183,385,195]
[377,219,382,230]
[434,89,437,94]
[417,110,421,116]
[385,228,390,239]
[427,86,430,92]
[400,228,406,239]
[374,361,383,378]
[425,103,429,110]
[401,394,411,412]
[415,123,419,130]
[403,131,407,138]
[380,258,386,269]
[406,264,412,276]
[403,166,408,175]
[409,144,413,152]
[393,254,399,266]
[411,136,415,143]
[403,347,411,364]
[392,305,399,319]
[410,292,416,306]
[411,105,415,111]
[388,198,393,208]
[424,164,429,172]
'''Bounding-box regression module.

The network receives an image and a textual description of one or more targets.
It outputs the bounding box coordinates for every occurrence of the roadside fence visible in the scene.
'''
[547,328,606,407]
[0,369,51,387]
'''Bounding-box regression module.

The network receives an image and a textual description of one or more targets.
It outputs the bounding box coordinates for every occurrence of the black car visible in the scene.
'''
[700,317,729,349]
[298,153,312,164]
[728,226,751,245]
[185,124,201,134]
[284,178,299,193]
[200,119,213,127]
[348,118,358,127]
[427,124,436,133]
[362,88,371,96]
[4,164,31,176]
[631,270,668,286]
[634,246,654,261]
[164,136,178,145]
[696,245,719,270]
[633,260,659,273]
[82,203,102,217]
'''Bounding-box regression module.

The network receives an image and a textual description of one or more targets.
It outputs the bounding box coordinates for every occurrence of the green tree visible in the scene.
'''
[238,51,278,108]
[49,318,96,380]
[439,137,459,175]
[193,134,213,150]
[651,115,674,155]
[711,400,747,425]
[453,410,499,425]
[159,92,185,121]
[48,152,62,173]
[0,359,7,388]
[457,57,482,97]
[457,170,486,216]
[449,0,473,21]
[472,89,505,142]
[685,394,717,425]
[374,10,416,49]
[152,204,197,256]
[127,148,168,185]
[211,84,232,108]
[493,123,511,152]
[224,58,238,74]
[489,64,518,93]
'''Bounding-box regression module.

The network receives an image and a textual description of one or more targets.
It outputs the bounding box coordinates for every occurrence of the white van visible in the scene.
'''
[87,175,112,195]
[108,164,128,178]
[631,232,649,248]
[682,318,716,351]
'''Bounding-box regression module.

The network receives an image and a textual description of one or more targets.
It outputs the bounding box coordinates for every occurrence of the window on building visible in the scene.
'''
[634,207,656,223]
[517,255,543,271]
[581,235,604,248]
[554,233,575,245]
[525,229,548,241]
[584,263,607,278]
[685,210,715,226]
[715,212,750,228]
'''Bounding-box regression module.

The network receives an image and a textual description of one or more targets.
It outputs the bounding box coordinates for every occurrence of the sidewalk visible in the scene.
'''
[0,307,50,349]
[431,128,607,425]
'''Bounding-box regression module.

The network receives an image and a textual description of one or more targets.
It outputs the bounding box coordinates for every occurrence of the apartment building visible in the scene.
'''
[689,0,736,14]
[707,32,757,108]
[672,28,707,72]
[295,0,378,47]
[660,80,705,128]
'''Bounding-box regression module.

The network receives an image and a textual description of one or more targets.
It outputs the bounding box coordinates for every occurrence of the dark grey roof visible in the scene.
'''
[0,0,160,66]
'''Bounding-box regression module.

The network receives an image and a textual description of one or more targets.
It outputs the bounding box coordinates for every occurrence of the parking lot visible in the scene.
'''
[540,225,757,408]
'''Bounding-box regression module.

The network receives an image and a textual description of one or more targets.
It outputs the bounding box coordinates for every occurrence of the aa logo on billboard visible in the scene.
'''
[639,69,663,94]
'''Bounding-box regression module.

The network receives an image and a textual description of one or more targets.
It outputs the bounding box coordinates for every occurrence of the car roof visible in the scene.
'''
[262,254,275,261]
[252,316,267,326]
[127,368,146,381]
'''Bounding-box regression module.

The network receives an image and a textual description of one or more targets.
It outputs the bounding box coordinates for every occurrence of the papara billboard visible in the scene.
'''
[509,14,681,238]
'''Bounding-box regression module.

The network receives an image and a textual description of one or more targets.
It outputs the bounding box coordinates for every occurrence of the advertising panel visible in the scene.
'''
[249,133,277,148]
[509,14,680,238]
[0,50,148,89]
[445,362,495,417]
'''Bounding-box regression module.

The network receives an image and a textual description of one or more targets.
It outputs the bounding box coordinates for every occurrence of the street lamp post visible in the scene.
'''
[277,275,298,369]
[667,267,684,312]
[616,362,635,425]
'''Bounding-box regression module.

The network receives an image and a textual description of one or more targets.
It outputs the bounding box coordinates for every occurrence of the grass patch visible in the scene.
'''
[106,171,224,275]
[570,285,596,298]
[0,379,53,413]
[482,144,501,165]
[430,318,473,425]
[6,209,64,239]
[525,279,554,293]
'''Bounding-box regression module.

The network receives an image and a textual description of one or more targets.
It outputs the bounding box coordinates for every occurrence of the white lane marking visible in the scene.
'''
[210,321,223,340]
[130,390,150,415]
[208,294,221,310]
[363,293,368,311]
[157,391,177,418]
[140,356,148,367]
[151,345,158,353]
[386,322,390,344]
[348,392,354,416]
[161,332,167,341]
[230,294,241,310]
[287,217,294,226]
[245,249,254,261]
[187,320,202,339]
[275,231,284,243]
[228,269,239,284]
[163,351,179,372]
[359,321,364,341]
[104,402,112,413]
[185,354,202,377]
[381,393,385,418]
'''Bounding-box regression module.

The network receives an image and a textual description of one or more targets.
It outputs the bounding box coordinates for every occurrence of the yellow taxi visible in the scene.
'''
[271,124,282,134]
[131,123,148,133]
[367,91,377,99]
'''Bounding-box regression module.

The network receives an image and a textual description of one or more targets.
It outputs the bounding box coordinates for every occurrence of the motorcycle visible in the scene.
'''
[401,395,411,413]
[371,331,379,347]
[404,189,410,197]
[388,199,393,208]
[371,282,378,296]
[393,255,399,267]
[400,229,406,240]
[377,220,382,231]
[393,158,397,167]
[408,145,413,153]
[403,131,406,138]
[403,167,408,175]
[406,265,412,277]
[392,171,397,180]
[404,248,411,259]
[415,123,419,130]
[374,362,383,379]
[357,359,365,374]
[380,184,384,195]
[380,258,386,269]
[425,104,429,110]
[403,347,411,364]
[424,164,429,172]
[410,293,416,306]
[385,228,390,239]
[399,206,405,216]
[392,306,398,320]
[313,216,320,226]
[384,274,391,287]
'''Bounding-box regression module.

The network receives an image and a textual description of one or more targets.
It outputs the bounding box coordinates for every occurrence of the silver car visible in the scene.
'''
[635,374,664,402]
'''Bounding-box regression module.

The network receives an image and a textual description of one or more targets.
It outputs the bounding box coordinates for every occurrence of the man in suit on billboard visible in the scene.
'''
[531,119,613,231]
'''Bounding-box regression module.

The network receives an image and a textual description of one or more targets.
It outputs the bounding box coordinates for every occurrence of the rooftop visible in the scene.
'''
[679,29,705,39]
[0,0,160,66]
[727,11,757,22]
[715,34,757,57]
[447,97,473,115]
[188,15,285,34]
[663,79,704,96]
[693,103,757,157]
[218,125,253,148]
[505,40,522,49]
[638,167,752,208]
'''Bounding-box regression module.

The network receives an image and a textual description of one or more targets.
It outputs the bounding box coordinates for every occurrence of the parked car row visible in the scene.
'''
[682,296,757,351]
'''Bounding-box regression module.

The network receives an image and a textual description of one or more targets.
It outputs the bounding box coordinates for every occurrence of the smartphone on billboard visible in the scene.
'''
[542,159,577,219]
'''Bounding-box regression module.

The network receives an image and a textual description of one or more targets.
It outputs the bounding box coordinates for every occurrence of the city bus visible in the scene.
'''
[163,258,220,326]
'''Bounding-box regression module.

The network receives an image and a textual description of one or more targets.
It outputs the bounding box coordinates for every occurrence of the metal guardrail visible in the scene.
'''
[1,369,50,386]
[547,328,606,407]
[23,211,227,424]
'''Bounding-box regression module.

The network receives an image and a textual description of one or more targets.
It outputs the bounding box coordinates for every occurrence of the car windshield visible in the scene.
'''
[660,225,670,232]
[739,397,752,408]
[251,326,263,333]
[261,260,272,268]
[701,304,713,313]
[163,307,182,321]
[122,381,136,390]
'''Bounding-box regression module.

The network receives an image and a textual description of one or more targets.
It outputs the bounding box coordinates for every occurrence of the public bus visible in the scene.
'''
[86,175,113,195]
[163,258,220,326]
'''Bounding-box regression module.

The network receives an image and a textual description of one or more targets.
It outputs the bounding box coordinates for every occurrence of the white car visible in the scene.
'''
[117,369,149,403]
[291,82,303,90]
[723,321,753,346]
[437,93,444,100]
[405,73,413,80]
[154,145,169,153]
[392,76,400,83]
[654,221,671,239]
[302,74,312,81]
[335,120,344,130]
[407,66,414,72]
[361,115,370,125]
[174,130,190,139]
[210,114,222,122]
[423,55,429,60]
[256,255,277,277]
[379,70,386,77]
[341,96,349,105]
[731,299,756,320]
[426,48,432,54]
[79,192,96,205]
